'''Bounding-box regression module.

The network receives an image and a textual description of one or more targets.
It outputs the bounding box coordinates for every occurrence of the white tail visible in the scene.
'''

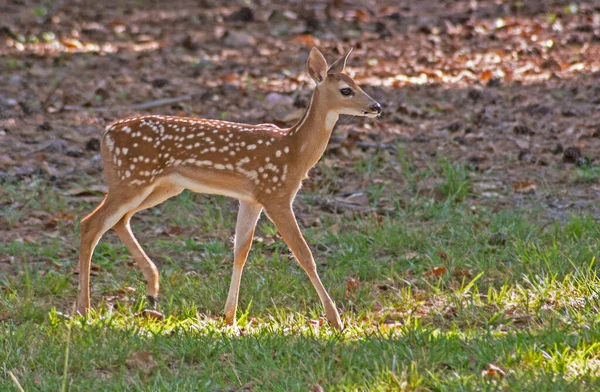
[77,48,382,330]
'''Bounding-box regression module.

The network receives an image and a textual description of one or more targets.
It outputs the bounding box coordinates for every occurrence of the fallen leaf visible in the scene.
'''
[60,37,84,49]
[290,34,319,47]
[353,9,371,23]
[0,154,17,169]
[512,180,536,194]
[169,225,182,235]
[452,268,473,279]
[0,311,11,322]
[404,252,419,260]
[135,309,165,321]
[307,318,325,326]
[481,363,506,379]
[381,320,403,329]
[435,250,449,261]
[424,266,447,277]
[480,70,493,82]
[117,286,136,295]
[342,192,369,206]
[345,276,360,298]
[125,351,158,374]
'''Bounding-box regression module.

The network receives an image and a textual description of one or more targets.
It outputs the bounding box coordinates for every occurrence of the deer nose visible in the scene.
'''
[370,102,382,114]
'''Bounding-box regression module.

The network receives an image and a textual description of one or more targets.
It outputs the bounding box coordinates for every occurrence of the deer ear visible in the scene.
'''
[328,48,353,74]
[307,47,328,84]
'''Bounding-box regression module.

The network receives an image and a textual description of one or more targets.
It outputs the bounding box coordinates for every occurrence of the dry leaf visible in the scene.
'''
[452,268,473,279]
[354,9,371,23]
[307,318,325,326]
[342,192,369,206]
[345,276,360,298]
[135,309,165,321]
[480,70,493,82]
[117,286,136,295]
[60,37,84,49]
[381,320,403,329]
[404,252,419,260]
[0,154,17,169]
[0,311,11,322]
[424,266,447,277]
[512,180,536,194]
[125,351,158,374]
[290,34,319,47]
[481,363,506,379]
[435,250,449,261]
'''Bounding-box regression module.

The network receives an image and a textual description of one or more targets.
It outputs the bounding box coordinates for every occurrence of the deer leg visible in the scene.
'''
[264,204,343,330]
[112,183,183,308]
[224,201,262,326]
[77,186,156,315]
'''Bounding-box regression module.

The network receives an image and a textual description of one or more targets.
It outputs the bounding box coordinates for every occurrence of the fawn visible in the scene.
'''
[77,48,382,330]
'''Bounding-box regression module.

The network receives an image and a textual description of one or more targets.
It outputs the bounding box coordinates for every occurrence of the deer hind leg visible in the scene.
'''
[77,185,157,315]
[112,182,183,308]
[224,201,262,326]
[264,203,343,330]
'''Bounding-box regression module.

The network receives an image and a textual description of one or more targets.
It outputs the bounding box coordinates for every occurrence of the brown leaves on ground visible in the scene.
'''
[125,351,158,374]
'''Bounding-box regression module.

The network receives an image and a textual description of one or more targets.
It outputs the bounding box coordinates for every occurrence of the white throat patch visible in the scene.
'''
[325,111,339,131]
[325,110,340,131]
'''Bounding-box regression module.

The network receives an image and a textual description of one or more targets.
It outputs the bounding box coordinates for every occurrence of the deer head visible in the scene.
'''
[306,47,382,118]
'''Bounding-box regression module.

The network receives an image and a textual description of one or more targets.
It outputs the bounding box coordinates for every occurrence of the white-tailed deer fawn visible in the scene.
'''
[77,48,382,330]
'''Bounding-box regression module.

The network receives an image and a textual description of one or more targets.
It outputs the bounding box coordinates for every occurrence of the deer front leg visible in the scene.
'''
[224,201,262,326]
[264,203,343,330]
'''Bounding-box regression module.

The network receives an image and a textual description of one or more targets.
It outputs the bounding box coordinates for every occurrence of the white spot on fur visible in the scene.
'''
[105,134,115,152]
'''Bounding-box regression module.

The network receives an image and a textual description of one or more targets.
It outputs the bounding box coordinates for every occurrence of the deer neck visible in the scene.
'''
[288,89,339,173]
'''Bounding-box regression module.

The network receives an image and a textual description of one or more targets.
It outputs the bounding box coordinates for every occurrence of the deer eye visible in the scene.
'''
[340,88,353,96]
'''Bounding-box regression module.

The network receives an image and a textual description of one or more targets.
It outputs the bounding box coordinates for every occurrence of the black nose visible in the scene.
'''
[370,102,382,114]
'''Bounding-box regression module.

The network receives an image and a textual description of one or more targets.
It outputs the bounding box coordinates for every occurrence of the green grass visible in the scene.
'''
[1,167,600,390]
[572,165,600,184]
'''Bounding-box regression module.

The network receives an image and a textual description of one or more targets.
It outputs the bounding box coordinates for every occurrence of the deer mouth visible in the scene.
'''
[363,111,381,118]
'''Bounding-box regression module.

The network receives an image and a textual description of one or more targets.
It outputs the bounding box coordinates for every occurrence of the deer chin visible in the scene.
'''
[339,108,373,117]
[362,111,380,118]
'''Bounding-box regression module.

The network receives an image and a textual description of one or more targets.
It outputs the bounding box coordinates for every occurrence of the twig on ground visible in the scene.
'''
[8,371,25,392]
[301,195,374,213]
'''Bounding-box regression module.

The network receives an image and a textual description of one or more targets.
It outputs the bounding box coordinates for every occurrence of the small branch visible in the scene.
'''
[63,95,192,112]
[129,95,192,110]
[8,371,25,392]
[354,141,398,152]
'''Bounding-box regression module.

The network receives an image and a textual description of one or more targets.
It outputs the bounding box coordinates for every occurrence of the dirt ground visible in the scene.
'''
[1,0,599,241]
